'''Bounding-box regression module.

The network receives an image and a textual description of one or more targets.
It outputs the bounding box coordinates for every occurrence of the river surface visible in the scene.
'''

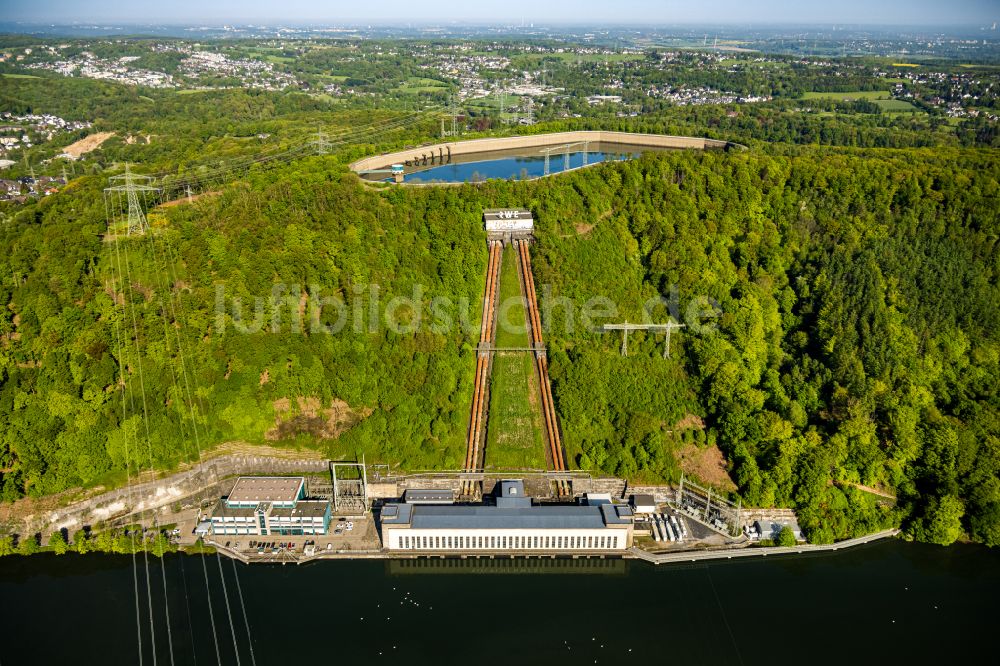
[1,539,996,665]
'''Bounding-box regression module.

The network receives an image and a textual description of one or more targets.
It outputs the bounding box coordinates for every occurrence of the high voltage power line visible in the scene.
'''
[13,106,439,210]
[152,107,441,201]
[105,181,246,663]
[97,95,433,663]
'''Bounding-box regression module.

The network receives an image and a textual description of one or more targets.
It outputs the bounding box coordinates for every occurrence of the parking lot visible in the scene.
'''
[200,514,381,562]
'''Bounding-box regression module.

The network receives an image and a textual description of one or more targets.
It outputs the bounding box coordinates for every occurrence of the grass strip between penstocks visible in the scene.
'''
[494,245,531,348]
[486,353,548,471]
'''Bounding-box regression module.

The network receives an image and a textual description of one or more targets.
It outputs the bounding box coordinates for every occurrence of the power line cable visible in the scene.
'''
[104,191,145,664]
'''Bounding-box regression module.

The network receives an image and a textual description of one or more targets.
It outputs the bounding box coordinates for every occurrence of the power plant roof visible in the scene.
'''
[227,476,304,504]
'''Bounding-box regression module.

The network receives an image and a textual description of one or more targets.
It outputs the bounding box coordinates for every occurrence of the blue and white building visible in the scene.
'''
[209,476,332,536]
[381,480,634,552]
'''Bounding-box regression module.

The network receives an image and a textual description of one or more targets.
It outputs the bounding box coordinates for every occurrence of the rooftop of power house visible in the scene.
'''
[381,480,634,530]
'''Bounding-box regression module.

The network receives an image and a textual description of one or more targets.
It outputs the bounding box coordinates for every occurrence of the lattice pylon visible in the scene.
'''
[105,164,160,236]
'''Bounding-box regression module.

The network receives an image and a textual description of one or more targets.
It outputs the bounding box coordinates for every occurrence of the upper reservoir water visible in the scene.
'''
[361,142,674,183]
[1,539,996,665]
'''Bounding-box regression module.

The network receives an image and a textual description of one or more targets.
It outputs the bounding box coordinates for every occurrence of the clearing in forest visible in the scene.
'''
[486,353,548,470]
[676,442,737,492]
[61,131,115,158]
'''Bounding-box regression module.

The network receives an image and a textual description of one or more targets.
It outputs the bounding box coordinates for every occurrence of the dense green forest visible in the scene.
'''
[0,54,998,548]
[2,144,997,548]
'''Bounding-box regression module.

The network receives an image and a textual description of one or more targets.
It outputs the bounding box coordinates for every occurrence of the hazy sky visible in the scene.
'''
[2,0,996,26]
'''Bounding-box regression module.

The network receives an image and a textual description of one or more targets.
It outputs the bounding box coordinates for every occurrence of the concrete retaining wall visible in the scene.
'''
[349,131,732,173]
[23,454,329,536]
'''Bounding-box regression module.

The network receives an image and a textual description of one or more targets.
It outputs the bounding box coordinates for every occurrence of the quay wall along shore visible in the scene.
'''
[207,529,902,567]
[348,130,738,175]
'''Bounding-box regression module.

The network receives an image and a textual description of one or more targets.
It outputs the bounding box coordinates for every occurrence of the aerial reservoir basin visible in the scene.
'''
[366,143,643,183]
[350,130,737,183]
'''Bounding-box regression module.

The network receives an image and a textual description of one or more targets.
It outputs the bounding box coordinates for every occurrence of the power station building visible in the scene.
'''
[209,476,332,536]
[381,480,634,552]
[483,208,533,240]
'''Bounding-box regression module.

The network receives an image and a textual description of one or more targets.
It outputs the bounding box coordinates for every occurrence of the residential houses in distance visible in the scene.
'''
[28,52,176,88]
[0,112,94,169]
[0,176,66,203]
[0,112,92,150]
[645,85,772,106]
[178,51,300,91]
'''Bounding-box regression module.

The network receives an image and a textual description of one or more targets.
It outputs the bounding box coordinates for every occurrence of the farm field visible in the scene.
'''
[396,76,449,94]
[874,98,920,112]
[485,353,548,471]
[465,95,522,111]
[802,90,891,100]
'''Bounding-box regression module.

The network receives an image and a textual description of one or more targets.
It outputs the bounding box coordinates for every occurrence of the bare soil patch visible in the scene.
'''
[676,442,737,492]
[62,131,114,158]
[266,397,372,440]
[673,413,705,431]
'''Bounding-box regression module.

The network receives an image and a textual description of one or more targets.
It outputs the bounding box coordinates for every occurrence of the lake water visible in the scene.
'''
[1,539,996,665]
[403,150,634,183]
[360,142,674,184]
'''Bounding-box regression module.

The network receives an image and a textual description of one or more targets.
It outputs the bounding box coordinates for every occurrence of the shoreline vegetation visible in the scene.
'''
[0,527,202,558]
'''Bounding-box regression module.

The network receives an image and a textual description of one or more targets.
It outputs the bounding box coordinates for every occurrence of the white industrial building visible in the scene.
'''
[630,494,657,514]
[483,208,533,239]
[381,480,633,552]
[209,476,332,536]
[751,518,804,542]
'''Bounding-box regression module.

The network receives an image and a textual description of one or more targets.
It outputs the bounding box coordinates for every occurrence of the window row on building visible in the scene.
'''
[393,531,623,551]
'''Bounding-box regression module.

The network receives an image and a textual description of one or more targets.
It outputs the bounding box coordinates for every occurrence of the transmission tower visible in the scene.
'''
[105,163,160,236]
[495,84,508,124]
[603,320,687,358]
[442,94,460,137]
[311,129,332,155]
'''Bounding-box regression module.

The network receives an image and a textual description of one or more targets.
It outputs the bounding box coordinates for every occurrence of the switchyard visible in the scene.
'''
[462,209,570,499]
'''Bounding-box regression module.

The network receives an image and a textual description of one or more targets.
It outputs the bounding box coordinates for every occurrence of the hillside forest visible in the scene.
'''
[1,141,997,548]
[0,40,999,551]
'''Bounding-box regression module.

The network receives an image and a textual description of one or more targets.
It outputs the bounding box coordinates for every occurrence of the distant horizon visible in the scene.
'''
[1,0,996,29]
[1,20,996,28]
[0,20,996,36]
